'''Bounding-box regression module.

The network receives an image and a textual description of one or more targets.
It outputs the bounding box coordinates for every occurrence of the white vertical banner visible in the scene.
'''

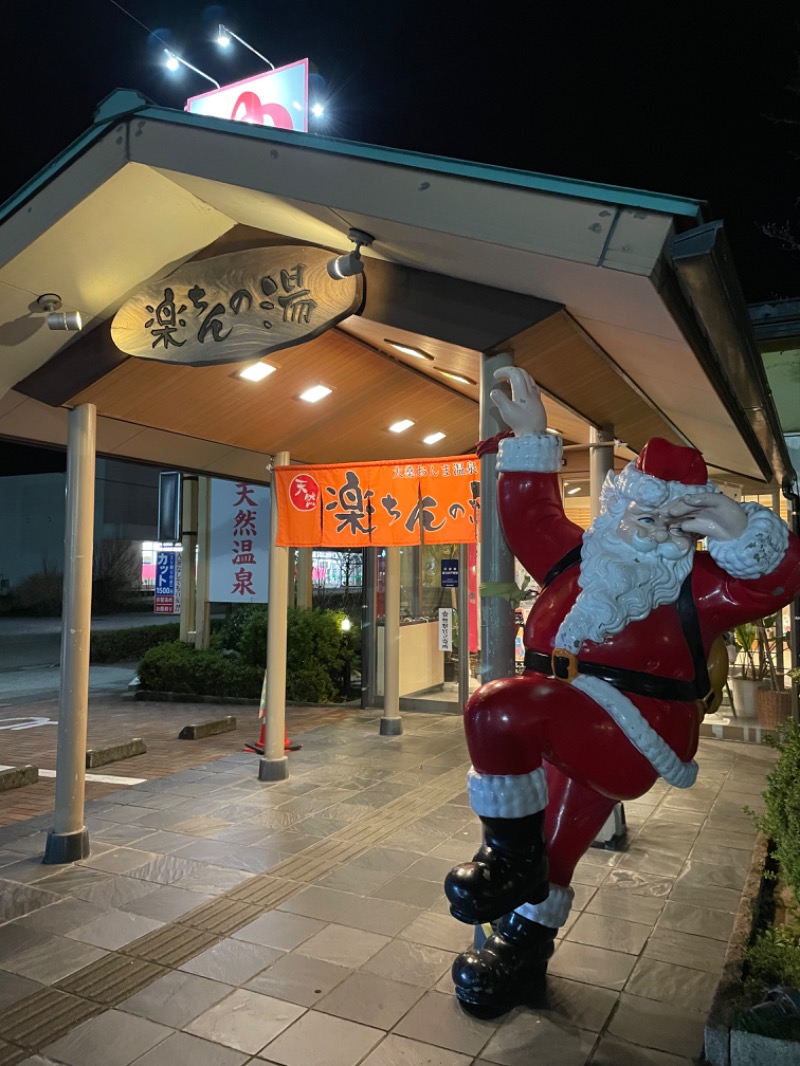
[209,479,271,603]
[438,607,453,652]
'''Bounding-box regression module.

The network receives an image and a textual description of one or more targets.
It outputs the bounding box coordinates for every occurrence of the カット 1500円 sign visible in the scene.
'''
[110,246,364,366]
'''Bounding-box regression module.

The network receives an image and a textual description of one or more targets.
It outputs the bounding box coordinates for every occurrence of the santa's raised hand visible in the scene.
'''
[666,492,748,542]
[491,367,548,436]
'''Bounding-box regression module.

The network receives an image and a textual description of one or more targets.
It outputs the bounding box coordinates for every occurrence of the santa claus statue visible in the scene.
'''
[445,366,800,1017]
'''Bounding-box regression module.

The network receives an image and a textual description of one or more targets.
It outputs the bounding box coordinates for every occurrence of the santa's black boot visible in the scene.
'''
[452,910,557,1018]
[444,812,548,925]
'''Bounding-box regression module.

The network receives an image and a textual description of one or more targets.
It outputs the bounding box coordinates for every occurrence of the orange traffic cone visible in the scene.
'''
[244,673,300,753]
[243,719,300,754]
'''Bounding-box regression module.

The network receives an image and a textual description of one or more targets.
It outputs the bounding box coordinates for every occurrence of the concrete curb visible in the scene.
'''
[85,739,146,769]
[178,717,237,740]
[0,765,38,791]
[135,690,259,705]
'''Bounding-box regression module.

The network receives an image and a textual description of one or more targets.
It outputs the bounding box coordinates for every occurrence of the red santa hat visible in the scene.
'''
[635,438,708,486]
[607,436,714,511]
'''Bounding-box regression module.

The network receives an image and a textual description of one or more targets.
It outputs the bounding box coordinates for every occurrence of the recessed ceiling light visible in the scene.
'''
[299,384,332,403]
[239,362,276,382]
[385,340,434,361]
[423,432,446,445]
[389,419,415,433]
[439,369,477,386]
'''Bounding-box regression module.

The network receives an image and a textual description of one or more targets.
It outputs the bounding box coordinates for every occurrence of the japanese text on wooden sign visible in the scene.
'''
[274,457,480,547]
[111,247,363,367]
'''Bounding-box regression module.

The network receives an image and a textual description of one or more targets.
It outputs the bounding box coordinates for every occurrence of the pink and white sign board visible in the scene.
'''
[186,59,308,132]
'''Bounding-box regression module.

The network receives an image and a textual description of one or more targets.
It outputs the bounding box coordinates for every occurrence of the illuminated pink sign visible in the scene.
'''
[186,58,308,132]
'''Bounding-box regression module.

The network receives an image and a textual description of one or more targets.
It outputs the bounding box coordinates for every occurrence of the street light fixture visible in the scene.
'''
[162,48,220,89]
[215,24,275,70]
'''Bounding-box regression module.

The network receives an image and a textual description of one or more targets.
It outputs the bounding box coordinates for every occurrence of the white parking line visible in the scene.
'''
[0,765,147,785]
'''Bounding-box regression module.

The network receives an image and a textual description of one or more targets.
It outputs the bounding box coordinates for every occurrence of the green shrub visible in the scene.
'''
[216,605,264,657]
[744,922,800,991]
[739,922,800,1038]
[755,718,800,901]
[239,607,269,668]
[142,606,361,703]
[91,623,180,663]
[138,641,263,698]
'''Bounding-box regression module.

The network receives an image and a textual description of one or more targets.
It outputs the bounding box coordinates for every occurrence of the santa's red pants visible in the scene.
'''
[463,673,699,887]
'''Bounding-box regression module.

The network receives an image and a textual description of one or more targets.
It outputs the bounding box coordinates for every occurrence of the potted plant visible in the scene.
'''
[731,616,793,727]
[729,620,768,718]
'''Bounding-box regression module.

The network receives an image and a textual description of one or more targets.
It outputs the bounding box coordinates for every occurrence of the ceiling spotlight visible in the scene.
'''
[423,432,446,445]
[389,419,414,433]
[438,369,477,386]
[327,228,374,280]
[385,340,434,361]
[299,384,332,403]
[216,25,231,47]
[36,294,82,332]
[310,102,325,119]
[239,361,276,382]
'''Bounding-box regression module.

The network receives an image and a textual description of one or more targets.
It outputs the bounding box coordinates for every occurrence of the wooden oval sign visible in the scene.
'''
[111,246,364,366]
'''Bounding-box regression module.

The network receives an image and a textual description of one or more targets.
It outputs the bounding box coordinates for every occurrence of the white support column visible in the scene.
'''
[380,546,403,735]
[478,349,516,684]
[589,426,615,520]
[44,404,96,864]
[259,451,290,780]
[296,548,313,609]
[179,474,198,643]
[194,477,211,650]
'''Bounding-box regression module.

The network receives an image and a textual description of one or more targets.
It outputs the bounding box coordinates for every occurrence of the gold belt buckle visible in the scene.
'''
[551,648,578,682]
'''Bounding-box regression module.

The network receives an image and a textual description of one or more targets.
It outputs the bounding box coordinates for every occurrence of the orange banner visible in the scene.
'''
[274,456,480,547]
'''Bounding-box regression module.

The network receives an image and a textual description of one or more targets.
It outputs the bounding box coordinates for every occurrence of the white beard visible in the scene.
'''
[555,512,696,654]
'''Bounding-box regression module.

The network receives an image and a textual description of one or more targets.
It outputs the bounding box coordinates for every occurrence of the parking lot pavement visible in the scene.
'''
[0,691,353,825]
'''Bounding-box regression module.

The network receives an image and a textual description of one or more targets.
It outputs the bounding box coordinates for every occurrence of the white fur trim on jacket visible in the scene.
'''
[571,675,698,789]
[466,766,548,818]
[515,884,574,928]
[496,433,562,473]
[707,502,789,580]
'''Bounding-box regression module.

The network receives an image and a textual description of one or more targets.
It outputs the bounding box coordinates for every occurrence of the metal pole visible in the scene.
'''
[457,542,470,707]
[589,426,615,520]
[194,477,211,650]
[260,451,290,779]
[44,404,96,864]
[478,350,515,684]
[380,546,403,735]
[179,475,198,643]
[362,546,376,708]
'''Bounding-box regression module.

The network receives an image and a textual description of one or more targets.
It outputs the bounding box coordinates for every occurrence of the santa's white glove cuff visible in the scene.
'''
[497,433,562,473]
[707,502,789,579]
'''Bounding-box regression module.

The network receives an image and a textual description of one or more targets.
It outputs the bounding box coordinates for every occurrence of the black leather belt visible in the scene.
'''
[523,648,710,707]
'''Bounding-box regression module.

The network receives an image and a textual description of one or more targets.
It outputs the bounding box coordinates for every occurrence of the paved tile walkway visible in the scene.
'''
[0,700,777,1066]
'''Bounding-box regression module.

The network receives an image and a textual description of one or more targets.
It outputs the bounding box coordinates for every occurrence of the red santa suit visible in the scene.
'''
[460,431,800,929]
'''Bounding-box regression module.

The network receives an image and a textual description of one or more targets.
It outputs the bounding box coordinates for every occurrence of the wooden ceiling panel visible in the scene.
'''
[508,313,684,451]
[69,326,479,464]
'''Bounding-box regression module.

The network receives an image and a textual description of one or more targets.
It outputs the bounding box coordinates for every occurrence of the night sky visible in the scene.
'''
[2,0,799,303]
